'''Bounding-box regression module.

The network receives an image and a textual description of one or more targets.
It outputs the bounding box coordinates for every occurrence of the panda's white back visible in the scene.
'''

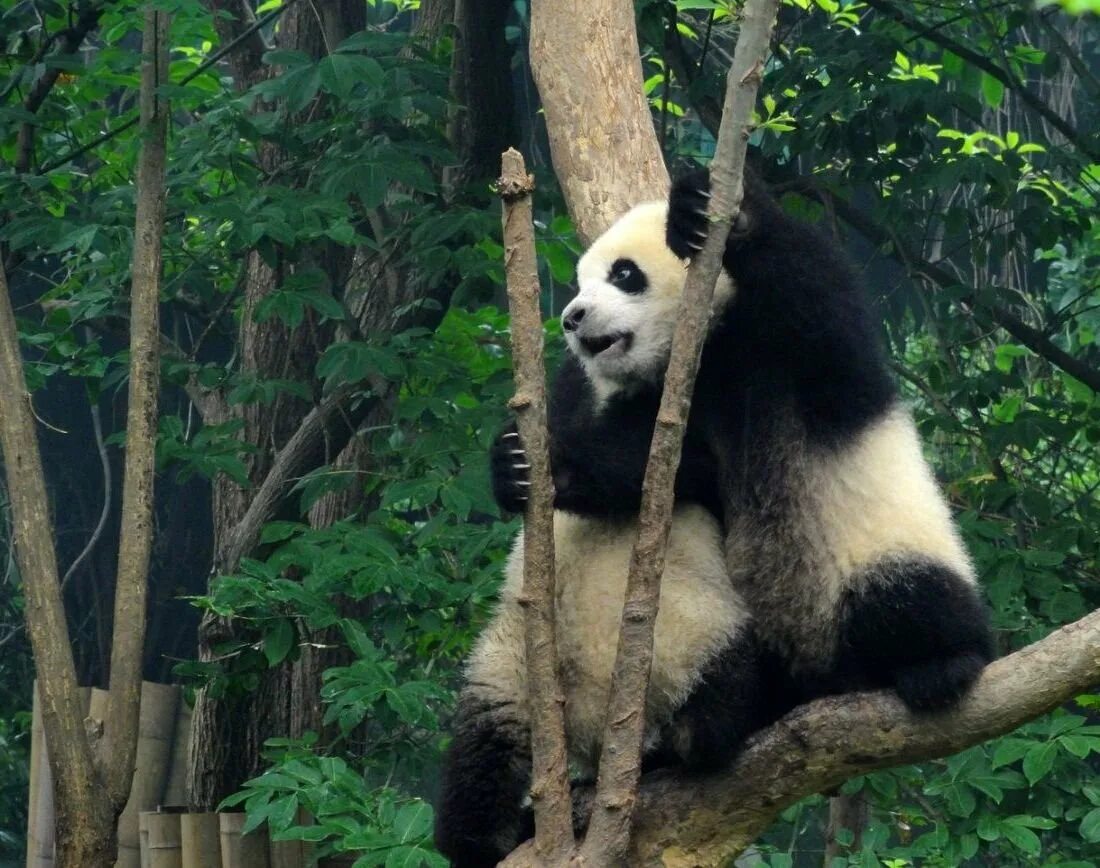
[467,504,746,775]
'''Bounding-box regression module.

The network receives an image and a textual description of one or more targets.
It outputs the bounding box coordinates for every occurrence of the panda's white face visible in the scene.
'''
[564,202,688,395]
[563,201,733,401]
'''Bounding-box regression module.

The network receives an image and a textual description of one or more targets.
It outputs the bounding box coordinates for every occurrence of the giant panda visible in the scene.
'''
[434,206,768,865]
[493,168,993,715]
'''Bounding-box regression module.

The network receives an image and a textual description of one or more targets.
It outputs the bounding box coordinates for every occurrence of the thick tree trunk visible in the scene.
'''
[529,0,667,243]
[188,0,358,809]
[187,0,495,806]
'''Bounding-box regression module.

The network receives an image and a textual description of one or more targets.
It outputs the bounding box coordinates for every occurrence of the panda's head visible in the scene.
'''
[562,202,687,393]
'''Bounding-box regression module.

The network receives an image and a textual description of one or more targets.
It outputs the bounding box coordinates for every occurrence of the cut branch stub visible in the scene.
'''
[498,147,575,863]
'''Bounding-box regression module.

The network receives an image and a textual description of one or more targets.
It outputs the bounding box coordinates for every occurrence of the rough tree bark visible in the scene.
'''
[188,0,365,808]
[529,0,668,243]
[188,0,519,804]
[623,608,1100,865]
[101,5,170,807]
[498,149,575,862]
[579,1,779,863]
[0,9,169,865]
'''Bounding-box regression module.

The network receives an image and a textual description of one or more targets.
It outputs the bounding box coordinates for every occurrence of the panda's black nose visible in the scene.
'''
[563,307,585,332]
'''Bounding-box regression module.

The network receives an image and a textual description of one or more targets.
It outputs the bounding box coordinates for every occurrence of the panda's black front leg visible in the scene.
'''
[435,694,533,868]
[490,422,531,514]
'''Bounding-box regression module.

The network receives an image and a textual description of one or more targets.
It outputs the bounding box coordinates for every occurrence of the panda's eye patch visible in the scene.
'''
[608,258,647,294]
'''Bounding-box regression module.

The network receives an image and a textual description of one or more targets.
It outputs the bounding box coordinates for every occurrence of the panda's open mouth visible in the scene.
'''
[580,332,633,357]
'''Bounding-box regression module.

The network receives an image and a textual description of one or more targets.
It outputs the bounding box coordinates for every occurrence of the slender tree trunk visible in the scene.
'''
[0,9,169,864]
[823,794,868,864]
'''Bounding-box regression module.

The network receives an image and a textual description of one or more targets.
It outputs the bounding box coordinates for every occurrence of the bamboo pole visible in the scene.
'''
[116,683,179,868]
[161,700,192,805]
[219,813,269,868]
[180,814,221,868]
[141,813,183,868]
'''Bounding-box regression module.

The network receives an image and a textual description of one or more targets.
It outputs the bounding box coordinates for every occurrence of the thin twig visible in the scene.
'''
[60,385,112,590]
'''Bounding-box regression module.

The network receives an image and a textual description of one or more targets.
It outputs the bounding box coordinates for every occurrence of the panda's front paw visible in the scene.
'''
[667,170,713,260]
[490,422,530,514]
[667,169,755,262]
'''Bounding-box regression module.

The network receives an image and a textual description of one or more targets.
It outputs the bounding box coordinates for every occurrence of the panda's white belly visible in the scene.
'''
[501,504,745,773]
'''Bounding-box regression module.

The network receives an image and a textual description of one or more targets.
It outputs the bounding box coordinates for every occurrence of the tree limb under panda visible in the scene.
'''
[616,606,1100,866]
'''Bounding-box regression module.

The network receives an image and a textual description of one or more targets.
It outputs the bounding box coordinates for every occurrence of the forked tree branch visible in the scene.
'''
[579,0,781,863]
[498,149,575,862]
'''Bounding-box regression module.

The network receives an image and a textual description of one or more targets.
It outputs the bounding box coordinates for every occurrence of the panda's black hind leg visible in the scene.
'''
[838,560,994,713]
[435,694,532,868]
[894,651,988,711]
[663,631,774,772]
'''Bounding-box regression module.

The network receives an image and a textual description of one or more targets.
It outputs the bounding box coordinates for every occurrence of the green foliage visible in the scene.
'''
[186,308,534,855]
[219,745,445,868]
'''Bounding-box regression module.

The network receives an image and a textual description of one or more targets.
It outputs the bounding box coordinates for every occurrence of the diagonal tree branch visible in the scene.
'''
[0,245,101,861]
[202,0,271,90]
[579,0,781,862]
[802,182,1100,394]
[621,606,1100,865]
[11,2,104,173]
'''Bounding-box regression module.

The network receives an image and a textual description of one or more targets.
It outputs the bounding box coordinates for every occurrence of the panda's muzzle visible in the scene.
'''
[579,332,633,356]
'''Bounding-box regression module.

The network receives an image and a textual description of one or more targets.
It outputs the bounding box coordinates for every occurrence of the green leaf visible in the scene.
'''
[1000,822,1040,856]
[992,737,1032,768]
[394,802,433,842]
[976,814,1000,841]
[263,619,296,667]
[980,72,1005,108]
[1081,808,1100,843]
[1022,741,1057,785]
[261,522,305,544]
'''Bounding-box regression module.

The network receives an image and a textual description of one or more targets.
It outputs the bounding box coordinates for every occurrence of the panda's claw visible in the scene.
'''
[513,463,531,471]
[514,480,531,488]
[502,431,521,441]
[686,240,704,251]
[510,449,526,456]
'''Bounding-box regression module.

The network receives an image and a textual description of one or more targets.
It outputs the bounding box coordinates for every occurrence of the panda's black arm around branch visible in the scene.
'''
[491,359,722,519]
[669,170,897,441]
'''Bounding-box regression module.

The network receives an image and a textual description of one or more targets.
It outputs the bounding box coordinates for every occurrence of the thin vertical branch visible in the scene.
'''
[102,6,170,805]
[580,0,782,862]
[497,148,575,861]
